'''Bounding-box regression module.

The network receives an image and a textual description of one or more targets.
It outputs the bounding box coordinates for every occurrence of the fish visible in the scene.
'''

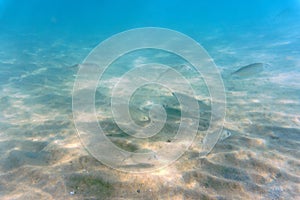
[231,63,266,77]
[218,129,232,142]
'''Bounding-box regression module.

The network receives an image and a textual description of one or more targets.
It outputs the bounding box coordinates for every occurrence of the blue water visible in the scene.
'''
[0,0,299,199]
[1,0,299,38]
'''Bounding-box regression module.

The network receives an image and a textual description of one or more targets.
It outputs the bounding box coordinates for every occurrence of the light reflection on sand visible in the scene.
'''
[0,24,299,199]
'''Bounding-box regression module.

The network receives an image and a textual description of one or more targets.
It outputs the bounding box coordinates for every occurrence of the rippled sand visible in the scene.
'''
[0,25,299,199]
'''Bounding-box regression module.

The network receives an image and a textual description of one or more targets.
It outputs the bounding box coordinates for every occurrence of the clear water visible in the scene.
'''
[0,0,299,199]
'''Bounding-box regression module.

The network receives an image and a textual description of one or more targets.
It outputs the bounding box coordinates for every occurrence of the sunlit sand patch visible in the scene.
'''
[8,67,47,82]
[62,141,82,149]
[292,116,300,126]
[112,165,185,199]
[0,167,68,200]
[267,40,291,47]
[0,58,16,64]
[73,112,97,123]
[269,71,300,88]
[133,56,148,66]
[278,99,300,105]
[217,46,236,55]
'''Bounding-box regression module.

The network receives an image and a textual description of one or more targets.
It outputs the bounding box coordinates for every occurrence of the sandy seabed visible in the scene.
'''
[0,25,299,200]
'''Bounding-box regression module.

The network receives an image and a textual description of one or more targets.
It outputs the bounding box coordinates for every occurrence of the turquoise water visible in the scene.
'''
[0,0,300,199]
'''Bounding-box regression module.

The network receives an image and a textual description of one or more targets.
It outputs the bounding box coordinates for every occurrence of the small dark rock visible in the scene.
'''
[270,135,279,140]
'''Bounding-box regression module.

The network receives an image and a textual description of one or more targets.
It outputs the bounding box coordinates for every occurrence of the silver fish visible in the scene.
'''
[231,63,266,77]
[219,129,232,142]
